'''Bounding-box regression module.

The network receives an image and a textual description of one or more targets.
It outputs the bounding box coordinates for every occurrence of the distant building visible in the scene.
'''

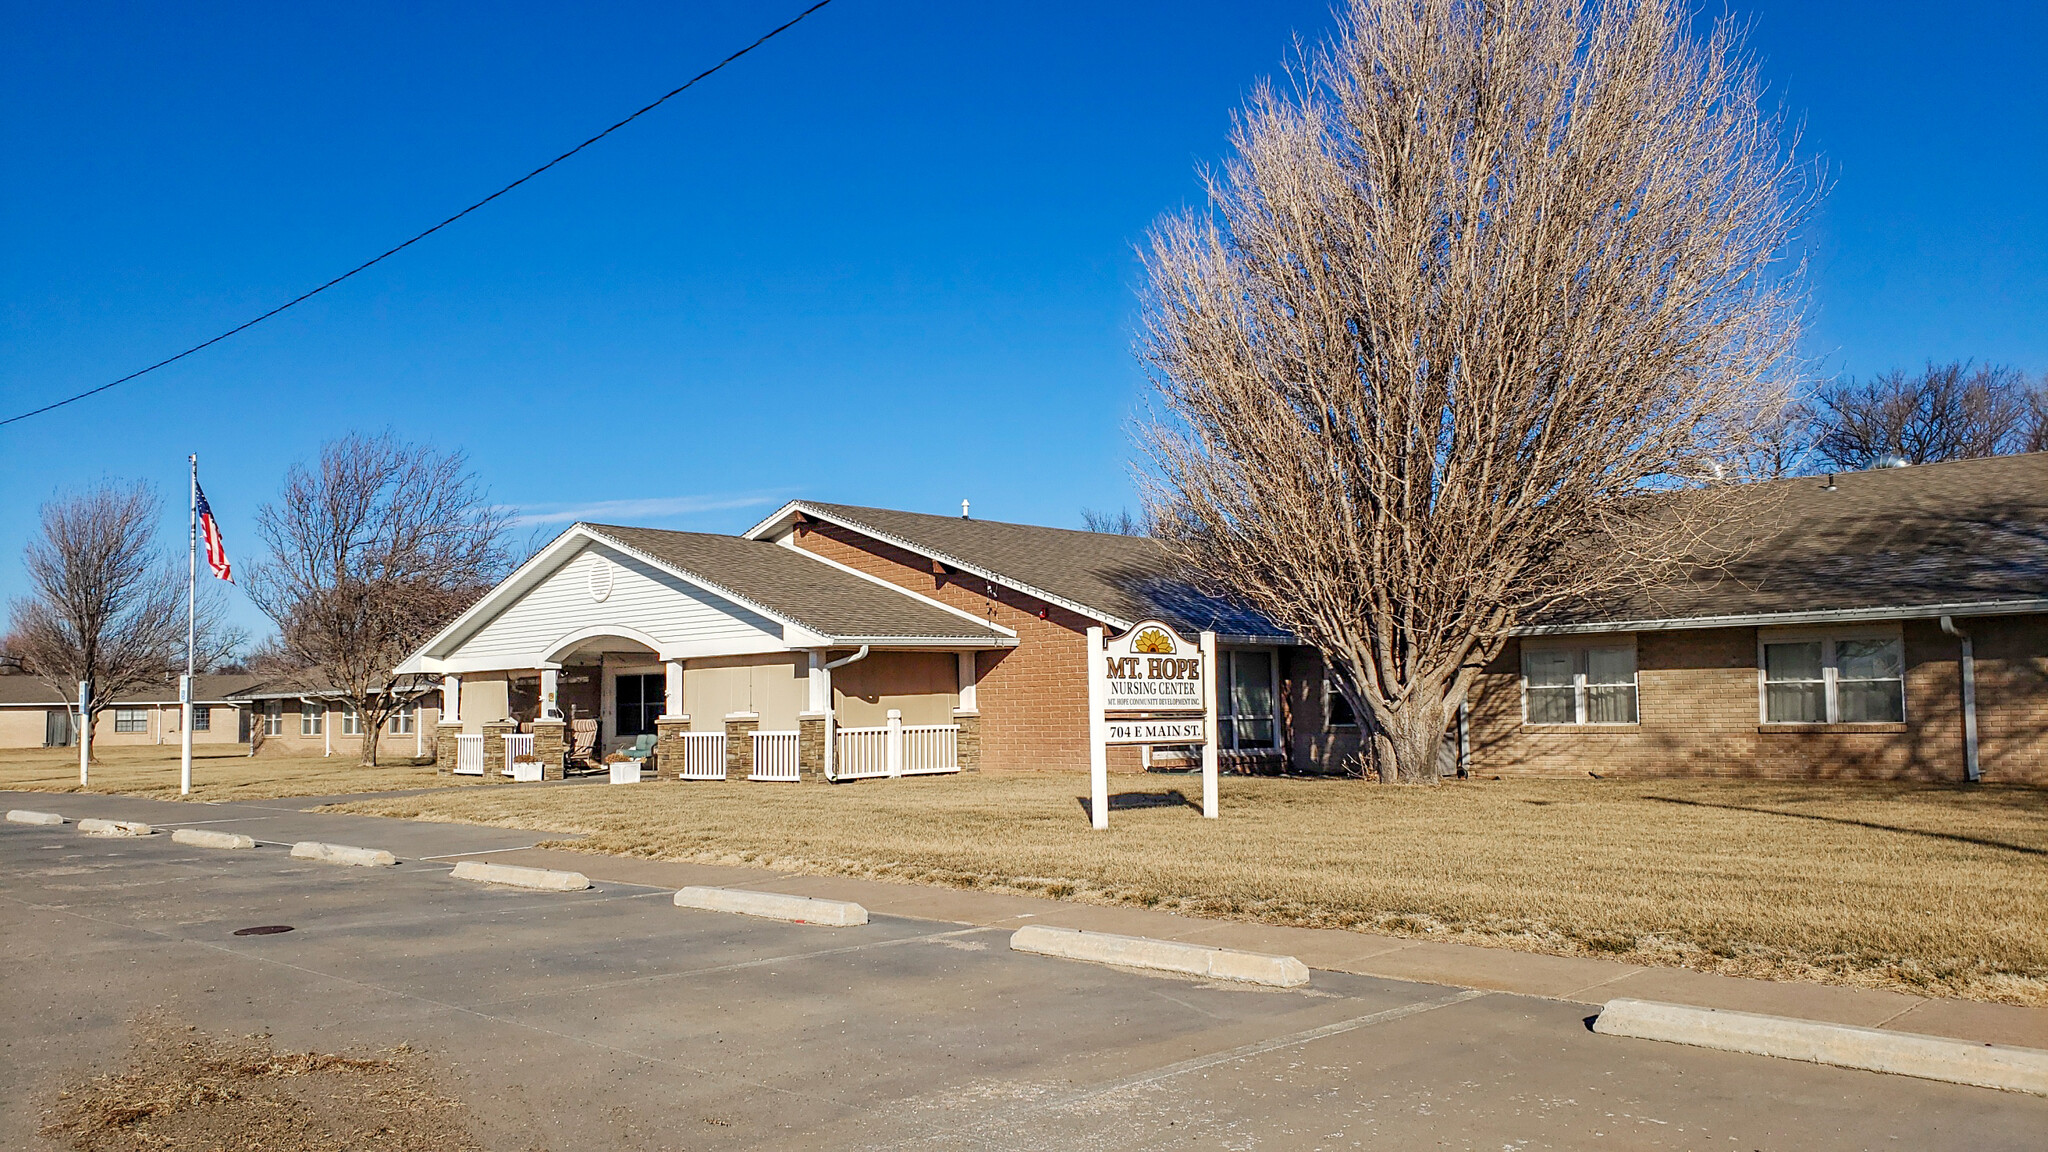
[0,672,440,759]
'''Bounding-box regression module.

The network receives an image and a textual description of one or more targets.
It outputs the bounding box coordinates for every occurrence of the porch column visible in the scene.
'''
[799,650,830,781]
[533,667,567,780]
[954,651,981,771]
[662,660,685,719]
[956,651,978,712]
[434,674,464,773]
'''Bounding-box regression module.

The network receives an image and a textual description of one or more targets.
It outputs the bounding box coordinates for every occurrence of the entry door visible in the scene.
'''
[615,674,665,737]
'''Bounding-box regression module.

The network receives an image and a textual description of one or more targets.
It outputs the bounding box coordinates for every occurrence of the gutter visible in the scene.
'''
[819,645,871,783]
[1514,597,2048,637]
[1939,617,1982,783]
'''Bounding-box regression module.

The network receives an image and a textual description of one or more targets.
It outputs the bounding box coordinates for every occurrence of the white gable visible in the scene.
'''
[429,542,790,670]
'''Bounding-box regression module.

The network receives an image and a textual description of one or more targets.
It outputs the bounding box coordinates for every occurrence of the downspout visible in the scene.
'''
[1938,617,1981,783]
[820,645,871,782]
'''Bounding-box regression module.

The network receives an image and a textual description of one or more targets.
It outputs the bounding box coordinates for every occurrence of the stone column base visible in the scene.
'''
[954,711,981,771]
[481,719,517,778]
[798,713,826,781]
[724,713,759,779]
[655,717,690,778]
[434,723,462,773]
[532,720,566,781]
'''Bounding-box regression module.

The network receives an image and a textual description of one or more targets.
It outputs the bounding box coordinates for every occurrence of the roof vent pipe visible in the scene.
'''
[961,499,970,519]
[1938,616,1981,783]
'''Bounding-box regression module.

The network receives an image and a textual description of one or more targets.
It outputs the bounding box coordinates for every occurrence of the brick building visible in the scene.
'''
[395,453,2047,785]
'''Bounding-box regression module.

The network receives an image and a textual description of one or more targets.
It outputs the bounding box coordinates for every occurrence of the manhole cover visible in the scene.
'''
[232,925,294,936]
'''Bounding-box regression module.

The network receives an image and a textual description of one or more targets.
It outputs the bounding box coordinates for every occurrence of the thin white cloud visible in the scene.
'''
[510,491,790,527]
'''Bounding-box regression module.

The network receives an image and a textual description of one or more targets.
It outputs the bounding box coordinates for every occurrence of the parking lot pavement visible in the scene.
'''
[4,799,2044,1150]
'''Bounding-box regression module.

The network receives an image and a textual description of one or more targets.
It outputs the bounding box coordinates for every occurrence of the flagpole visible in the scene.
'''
[182,454,196,796]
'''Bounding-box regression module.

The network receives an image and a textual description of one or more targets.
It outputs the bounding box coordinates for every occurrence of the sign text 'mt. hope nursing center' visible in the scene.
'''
[1102,651,1205,713]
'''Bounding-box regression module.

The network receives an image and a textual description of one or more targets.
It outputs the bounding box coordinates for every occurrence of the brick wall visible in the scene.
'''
[1458,616,2048,784]
[789,521,1143,773]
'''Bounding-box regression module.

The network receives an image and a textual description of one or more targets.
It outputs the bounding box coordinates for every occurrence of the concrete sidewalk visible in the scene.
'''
[447,842,2048,1051]
[12,787,2044,1052]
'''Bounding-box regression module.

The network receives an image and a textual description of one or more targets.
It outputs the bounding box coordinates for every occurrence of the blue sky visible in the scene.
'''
[4,1,2044,643]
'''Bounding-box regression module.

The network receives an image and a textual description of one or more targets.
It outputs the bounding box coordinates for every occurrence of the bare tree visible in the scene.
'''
[1812,361,2035,468]
[1080,507,1152,536]
[245,433,510,766]
[7,482,242,761]
[2026,373,2048,454]
[1140,0,1812,782]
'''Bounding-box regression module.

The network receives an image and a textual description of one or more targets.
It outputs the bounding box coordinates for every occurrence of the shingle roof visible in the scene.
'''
[1549,452,2048,627]
[582,524,1011,642]
[777,503,1288,639]
[0,673,270,708]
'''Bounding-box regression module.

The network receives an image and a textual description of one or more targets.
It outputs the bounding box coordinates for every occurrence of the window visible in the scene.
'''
[389,703,415,735]
[615,674,665,737]
[114,707,148,733]
[190,705,210,732]
[1219,650,1277,750]
[263,700,283,737]
[1322,661,1358,728]
[1521,642,1638,725]
[300,700,323,736]
[1762,632,1903,724]
[340,704,361,736]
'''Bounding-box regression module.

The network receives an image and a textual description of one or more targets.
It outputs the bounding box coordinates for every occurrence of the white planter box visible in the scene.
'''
[608,760,643,784]
[510,761,544,783]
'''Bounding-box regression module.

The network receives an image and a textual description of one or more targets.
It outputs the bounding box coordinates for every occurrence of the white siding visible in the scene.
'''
[447,544,784,666]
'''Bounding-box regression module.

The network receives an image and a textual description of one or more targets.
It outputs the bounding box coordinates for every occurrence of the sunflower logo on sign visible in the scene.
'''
[1132,627,1176,654]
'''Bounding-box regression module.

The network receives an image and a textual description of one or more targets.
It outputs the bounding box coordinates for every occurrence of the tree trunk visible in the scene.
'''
[81,708,97,766]
[361,722,381,768]
[1384,683,1447,784]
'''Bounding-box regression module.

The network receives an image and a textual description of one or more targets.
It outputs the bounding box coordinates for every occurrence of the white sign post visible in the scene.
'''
[1086,621,1219,829]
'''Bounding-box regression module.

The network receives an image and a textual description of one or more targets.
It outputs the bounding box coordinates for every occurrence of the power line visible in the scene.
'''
[1,0,837,429]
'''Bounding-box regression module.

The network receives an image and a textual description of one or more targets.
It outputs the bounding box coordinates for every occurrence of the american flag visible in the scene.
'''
[196,483,232,582]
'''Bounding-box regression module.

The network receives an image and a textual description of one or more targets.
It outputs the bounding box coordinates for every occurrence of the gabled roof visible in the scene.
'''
[0,673,269,708]
[580,524,1014,644]
[1532,452,2048,632]
[746,502,1290,642]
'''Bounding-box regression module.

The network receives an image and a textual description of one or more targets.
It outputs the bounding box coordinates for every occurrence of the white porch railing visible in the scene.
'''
[900,724,961,775]
[834,710,960,780]
[454,733,485,775]
[835,724,891,779]
[675,732,727,780]
[750,730,801,782]
[501,732,535,775]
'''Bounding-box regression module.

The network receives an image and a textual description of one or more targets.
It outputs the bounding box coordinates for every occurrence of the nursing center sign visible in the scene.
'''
[1085,620,1220,828]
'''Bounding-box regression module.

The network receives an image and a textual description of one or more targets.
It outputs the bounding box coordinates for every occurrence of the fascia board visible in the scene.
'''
[1512,597,2048,636]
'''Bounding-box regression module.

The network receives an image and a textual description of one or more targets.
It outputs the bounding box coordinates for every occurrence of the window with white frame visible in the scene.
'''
[389,703,415,735]
[1323,668,1359,728]
[300,699,323,736]
[1521,641,1638,725]
[1219,649,1278,750]
[340,704,361,736]
[114,707,148,733]
[1761,631,1904,724]
[190,705,210,732]
[263,700,283,736]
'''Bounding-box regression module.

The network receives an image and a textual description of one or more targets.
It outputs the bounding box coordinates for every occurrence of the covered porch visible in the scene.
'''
[397,524,1017,782]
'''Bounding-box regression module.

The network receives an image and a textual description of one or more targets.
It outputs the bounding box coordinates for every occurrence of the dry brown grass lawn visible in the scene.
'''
[327,770,2048,1005]
[0,744,491,802]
